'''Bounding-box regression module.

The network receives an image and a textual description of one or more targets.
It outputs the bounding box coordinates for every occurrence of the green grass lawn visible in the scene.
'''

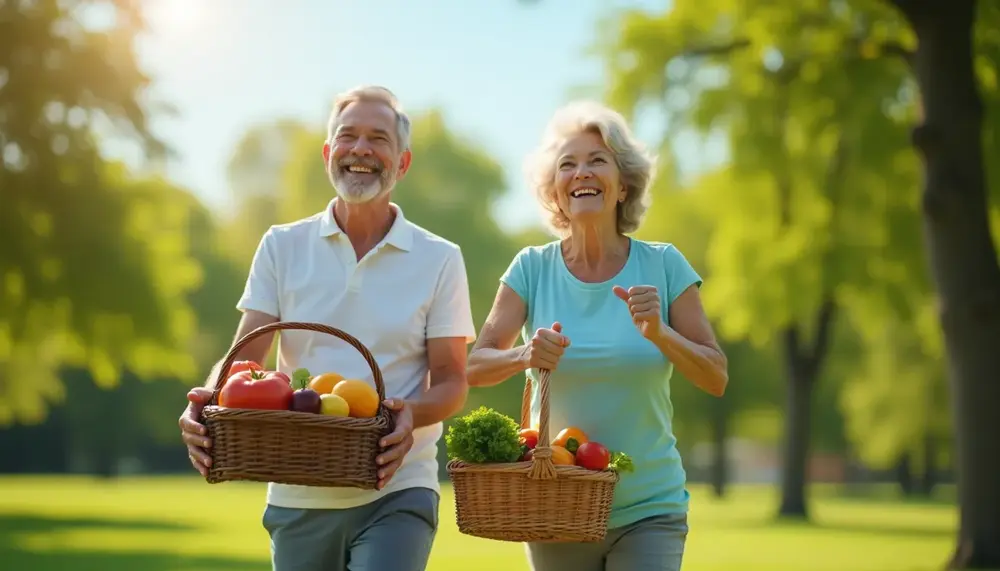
[0,476,956,571]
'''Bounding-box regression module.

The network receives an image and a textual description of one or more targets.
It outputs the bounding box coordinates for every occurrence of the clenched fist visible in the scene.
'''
[613,285,664,340]
[521,321,571,371]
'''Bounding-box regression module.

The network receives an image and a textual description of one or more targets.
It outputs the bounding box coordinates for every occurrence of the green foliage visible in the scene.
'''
[609,450,635,473]
[0,2,206,423]
[445,406,522,464]
[290,368,311,391]
[595,0,1000,474]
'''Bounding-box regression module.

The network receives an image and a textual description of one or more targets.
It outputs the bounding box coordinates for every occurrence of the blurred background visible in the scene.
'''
[2,1,998,570]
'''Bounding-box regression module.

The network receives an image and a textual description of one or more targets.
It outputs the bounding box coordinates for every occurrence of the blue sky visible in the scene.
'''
[129,0,673,232]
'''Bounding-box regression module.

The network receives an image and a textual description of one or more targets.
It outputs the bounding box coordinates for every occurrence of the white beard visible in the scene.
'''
[331,167,394,204]
[335,175,382,203]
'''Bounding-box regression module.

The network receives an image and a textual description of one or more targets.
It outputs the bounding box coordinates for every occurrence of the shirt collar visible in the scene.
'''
[318,198,413,252]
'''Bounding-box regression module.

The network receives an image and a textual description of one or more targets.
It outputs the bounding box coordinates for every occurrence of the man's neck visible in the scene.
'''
[332,195,395,260]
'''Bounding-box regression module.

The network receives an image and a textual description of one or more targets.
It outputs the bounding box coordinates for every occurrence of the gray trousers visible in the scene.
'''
[525,512,689,571]
[262,487,439,571]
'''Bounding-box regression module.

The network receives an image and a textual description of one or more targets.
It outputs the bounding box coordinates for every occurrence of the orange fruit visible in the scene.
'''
[550,445,576,466]
[552,427,589,453]
[309,372,344,394]
[332,379,380,418]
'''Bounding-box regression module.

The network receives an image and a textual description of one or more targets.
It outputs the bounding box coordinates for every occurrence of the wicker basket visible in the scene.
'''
[201,321,394,489]
[447,369,619,543]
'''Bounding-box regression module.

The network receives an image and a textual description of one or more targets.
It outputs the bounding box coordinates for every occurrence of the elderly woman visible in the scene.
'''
[466,101,728,571]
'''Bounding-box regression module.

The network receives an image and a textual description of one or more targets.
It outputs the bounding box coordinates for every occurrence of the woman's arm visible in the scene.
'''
[467,284,531,387]
[651,285,729,397]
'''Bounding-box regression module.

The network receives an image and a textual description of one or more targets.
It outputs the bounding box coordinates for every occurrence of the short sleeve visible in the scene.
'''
[426,247,477,343]
[664,245,703,305]
[499,247,532,305]
[236,228,280,318]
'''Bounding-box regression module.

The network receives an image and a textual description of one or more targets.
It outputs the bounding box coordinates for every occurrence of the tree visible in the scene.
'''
[0,1,200,423]
[883,0,1000,567]
[601,0,921,518]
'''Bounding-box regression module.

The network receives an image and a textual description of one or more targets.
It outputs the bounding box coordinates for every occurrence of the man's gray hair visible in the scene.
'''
[326,85,411,151]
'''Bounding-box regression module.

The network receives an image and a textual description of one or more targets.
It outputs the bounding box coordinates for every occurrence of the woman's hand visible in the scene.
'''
[616,283,729,396]
[521,322,571,371]
[613,285,664,340]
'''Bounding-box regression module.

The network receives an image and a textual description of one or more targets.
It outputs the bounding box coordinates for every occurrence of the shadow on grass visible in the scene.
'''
[706,514,953,540]
[814,484,958,508]
[0,514,268,571]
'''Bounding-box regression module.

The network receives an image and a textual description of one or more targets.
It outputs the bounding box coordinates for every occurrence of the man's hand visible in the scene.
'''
[376,399,414,490]
[178,387,214,477]
[613,285,665,340]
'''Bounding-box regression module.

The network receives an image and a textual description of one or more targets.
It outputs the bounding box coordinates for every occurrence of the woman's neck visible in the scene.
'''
[561,223,630,282]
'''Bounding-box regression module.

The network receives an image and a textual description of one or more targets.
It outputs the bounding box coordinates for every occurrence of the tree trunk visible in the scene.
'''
[889,0,1000,567]
[898,452,916,496]
[709,396,730,498]
[777,299,836,519]
[919,435,938,496]
[777,353,814,518]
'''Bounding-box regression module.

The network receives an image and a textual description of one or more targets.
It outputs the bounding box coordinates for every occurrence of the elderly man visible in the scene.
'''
[178,85,475,571]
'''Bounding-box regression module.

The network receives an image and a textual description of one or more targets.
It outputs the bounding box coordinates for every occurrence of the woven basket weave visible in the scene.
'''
[201,321,394,489]
[447,369,619,543]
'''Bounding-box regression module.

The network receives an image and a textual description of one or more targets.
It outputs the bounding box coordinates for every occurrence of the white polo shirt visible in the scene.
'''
[236,199,476,510]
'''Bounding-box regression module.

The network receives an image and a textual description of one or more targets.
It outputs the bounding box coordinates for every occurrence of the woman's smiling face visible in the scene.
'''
[553,130,624,227]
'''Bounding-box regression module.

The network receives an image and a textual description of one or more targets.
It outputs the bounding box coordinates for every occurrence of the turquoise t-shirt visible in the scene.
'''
[500,238,702,529]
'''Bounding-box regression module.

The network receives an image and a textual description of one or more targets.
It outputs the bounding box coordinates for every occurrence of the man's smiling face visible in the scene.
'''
[325,99,407,203]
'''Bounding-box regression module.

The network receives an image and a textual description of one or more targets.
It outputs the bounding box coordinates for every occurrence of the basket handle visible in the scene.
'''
[209,322,388,415]
[521,368,558,480]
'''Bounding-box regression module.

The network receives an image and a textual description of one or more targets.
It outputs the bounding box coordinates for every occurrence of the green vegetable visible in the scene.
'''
[291,368,311,390]
[565,437,581,454]
[609,451,635,473]
[445,406,522,464]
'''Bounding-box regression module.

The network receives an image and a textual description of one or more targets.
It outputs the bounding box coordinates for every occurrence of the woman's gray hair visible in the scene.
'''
[525,101,656,236]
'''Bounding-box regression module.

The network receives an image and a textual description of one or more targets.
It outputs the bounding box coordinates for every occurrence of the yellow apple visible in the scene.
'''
[319,393,350,417]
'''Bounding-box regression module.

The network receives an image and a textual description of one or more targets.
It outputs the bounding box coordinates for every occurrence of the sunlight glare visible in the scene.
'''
[145,0,205,38]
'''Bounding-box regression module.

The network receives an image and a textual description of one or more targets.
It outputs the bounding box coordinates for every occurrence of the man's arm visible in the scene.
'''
[404,246,476,426]
[405,336,469,428]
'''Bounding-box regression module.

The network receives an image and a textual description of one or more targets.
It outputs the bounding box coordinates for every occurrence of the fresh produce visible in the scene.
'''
[320,393,351,417]
[575,441,611,471]
[446,406,522,464]
[552,427,589,454]
[549,445,575,466]
[219,368,294,410]
[226,360,262,377]
[289,368,321,414]
[517,428,539,459]
[332,379,380,418]
[609,451,635,473]
[309,372,345,394]
[518,428,539,450]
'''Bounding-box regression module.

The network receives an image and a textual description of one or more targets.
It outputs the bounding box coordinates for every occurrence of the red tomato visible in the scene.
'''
[219,369,293,410]
[575,441,611,471]
[271,371,291,386]
[227,360,262,378]
[518,428,539,450]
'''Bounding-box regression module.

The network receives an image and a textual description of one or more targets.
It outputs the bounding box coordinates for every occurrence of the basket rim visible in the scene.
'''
[446,459,620,483]
[203,405,391,429]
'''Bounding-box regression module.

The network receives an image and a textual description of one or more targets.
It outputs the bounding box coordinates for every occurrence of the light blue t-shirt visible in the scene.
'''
[500,238,702,529]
